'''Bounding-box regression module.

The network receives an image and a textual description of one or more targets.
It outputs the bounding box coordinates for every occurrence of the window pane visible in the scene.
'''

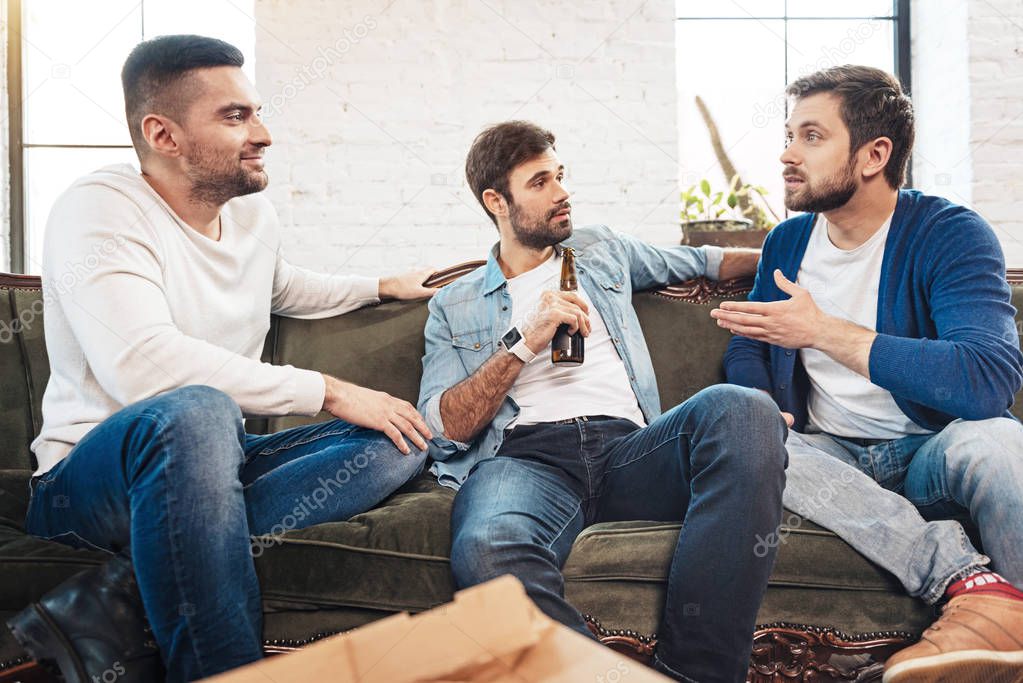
[25,148,139,275]
[676,1,784,18]
[786,20,896,83]
[676,19,788,220]
[23,0,141,145]
[142,0,256,82]
[785,1,895,19]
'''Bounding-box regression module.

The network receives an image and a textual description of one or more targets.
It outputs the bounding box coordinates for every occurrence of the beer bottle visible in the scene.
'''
[552,247,585,365]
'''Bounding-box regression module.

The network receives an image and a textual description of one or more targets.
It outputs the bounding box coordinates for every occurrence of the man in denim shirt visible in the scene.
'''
[417,121,788,683]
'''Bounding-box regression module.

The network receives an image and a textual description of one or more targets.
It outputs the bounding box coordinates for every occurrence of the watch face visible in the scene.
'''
[501,327,522,349]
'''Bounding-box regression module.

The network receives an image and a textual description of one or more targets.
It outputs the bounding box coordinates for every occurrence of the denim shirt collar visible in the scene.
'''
[481,240,574,296]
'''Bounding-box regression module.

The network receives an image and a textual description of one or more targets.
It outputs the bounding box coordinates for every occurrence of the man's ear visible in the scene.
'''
[860,136,893,181]
[482,189,508,218]
[140,113,182,158]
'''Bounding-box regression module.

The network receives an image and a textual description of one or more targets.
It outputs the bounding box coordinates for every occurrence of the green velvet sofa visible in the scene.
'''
[2,266,1021,682]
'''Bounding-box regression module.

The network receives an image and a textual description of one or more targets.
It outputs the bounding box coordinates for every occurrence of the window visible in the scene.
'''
[675,0,909,221]
[9,0,256,274]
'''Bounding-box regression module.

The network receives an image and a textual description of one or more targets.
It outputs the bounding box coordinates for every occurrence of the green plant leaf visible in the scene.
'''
[700,179,711,197]
[727,192,737,208]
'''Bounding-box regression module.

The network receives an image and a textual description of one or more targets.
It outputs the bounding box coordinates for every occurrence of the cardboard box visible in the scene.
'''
[204,575,670,682]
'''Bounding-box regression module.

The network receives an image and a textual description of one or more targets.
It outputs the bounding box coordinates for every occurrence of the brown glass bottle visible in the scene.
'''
[551,247,585,365]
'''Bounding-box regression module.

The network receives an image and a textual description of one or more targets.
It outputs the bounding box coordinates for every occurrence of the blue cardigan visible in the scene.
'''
[724,189,1023,432]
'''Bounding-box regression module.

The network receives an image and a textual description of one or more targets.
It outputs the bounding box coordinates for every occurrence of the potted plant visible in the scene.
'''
[681,96,780,248]
[680,174,778,248]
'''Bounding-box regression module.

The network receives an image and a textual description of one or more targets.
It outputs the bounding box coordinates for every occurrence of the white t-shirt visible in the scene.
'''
[798,214,932,439]
[505,253,646,428]
[31,164,381,476]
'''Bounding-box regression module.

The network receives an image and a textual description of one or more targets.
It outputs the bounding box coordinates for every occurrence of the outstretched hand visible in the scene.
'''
[379,267,440,301]
[710,269,827,349]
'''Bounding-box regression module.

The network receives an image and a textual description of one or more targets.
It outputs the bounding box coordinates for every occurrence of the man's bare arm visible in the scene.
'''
[717,248,761,280]
[437,289,593,444]
[439,350,525,443]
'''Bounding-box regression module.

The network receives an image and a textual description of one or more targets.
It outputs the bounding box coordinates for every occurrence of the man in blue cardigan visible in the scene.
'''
[714,65,1023,683]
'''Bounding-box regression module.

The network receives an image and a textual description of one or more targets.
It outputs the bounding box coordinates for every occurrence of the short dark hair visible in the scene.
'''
[787,65,914,189]
[465,121,556,225]
[121,34,245,157]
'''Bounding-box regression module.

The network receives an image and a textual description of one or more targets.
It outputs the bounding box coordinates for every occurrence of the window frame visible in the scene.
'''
[674,0,912,216]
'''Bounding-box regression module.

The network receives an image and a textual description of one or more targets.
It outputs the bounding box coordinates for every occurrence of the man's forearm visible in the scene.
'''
[814,317,877,378]
[439,350,524,443]
[717,248,761,280]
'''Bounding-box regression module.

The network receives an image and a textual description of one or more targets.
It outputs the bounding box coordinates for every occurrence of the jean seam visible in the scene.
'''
[35,529,115,555]
[255,425,358,457]
[652,654,699,683]
[546,502,585,553]
[606,433,683,472]
[151,411,209,675]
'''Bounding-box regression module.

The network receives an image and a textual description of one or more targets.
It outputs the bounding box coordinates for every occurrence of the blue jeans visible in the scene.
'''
[449,385,789,683]
[783,417,1023,605]
[24,385,426,682]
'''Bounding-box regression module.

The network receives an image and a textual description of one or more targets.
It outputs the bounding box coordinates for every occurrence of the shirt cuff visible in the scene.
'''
[290,367,327,416]
[423,393,470,452]
[702,245,724,280]
[354,275,382,305]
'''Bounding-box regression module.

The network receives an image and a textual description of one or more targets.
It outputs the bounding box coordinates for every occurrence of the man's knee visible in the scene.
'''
[680,385,787,470]
[450,514,534,585]
[144,385,242,432]
[939,418,1023,472]
[684,384,782,429]
[132,385,244,473]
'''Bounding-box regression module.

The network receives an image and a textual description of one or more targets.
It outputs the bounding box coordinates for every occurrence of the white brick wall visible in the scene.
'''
[967,0,1023,266]
[913,0,1023,267]
[253,0,680,277]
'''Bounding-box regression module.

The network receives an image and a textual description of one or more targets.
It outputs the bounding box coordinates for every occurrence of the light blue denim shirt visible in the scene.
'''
[417,225,722,490]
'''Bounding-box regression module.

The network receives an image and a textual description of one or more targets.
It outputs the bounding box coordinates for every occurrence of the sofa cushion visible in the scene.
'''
[0,469,932,647]
[253,475,455,614]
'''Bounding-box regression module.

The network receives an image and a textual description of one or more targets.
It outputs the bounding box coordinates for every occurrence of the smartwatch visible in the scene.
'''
[500,326,537,363]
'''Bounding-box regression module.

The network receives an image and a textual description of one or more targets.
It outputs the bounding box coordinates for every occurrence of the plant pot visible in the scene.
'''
[681,219,769,248]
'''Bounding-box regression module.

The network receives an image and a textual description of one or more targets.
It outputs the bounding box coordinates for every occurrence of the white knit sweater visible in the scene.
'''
[31,164,379,476]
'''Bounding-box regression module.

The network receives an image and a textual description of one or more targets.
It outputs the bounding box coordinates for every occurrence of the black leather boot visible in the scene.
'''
[6,550,164,683]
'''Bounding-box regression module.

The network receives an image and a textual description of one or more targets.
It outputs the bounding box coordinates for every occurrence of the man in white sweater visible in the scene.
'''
[7,35,433,683]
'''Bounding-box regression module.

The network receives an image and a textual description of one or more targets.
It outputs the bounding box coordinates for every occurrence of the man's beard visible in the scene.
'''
[185,144,268,205]
[784,158,858,213]
[508,199,572,250]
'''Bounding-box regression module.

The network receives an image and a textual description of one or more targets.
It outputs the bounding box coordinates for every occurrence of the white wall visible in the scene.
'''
[253,0,679,277]
[967,0,1023,267]
[913,0,1023,266]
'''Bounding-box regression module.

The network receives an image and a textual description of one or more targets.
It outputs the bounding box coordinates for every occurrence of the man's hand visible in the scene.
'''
[322,375,432,454]
[520,291,591,353]
[712,269,876,378]
[780,411,795,428]
[710,269,828,348]
[379,267,439,301]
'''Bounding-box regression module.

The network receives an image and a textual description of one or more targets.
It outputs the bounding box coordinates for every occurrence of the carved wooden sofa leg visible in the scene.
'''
[0,622,915,683]
[583,616,915,683]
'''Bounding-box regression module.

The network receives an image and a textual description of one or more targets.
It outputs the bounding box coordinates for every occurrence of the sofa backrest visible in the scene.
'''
[3,271,1023,471]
